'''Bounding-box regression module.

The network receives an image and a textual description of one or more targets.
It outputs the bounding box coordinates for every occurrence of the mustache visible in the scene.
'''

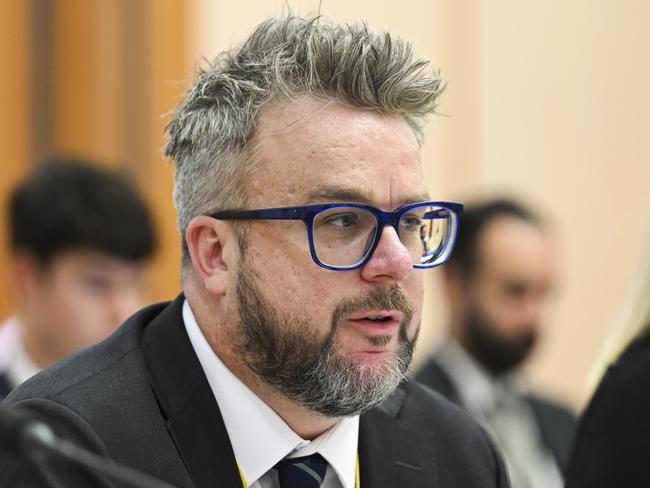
[331,285,414,331]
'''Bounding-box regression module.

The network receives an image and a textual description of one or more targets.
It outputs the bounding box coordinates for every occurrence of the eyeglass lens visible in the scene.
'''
[311,205,454,268]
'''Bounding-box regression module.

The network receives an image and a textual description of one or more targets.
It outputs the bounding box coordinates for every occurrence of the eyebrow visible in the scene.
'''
[306,186,375,204]
[306,186,431,206]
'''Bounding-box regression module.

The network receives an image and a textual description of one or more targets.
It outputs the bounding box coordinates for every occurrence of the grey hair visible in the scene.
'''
[165,14,444,263]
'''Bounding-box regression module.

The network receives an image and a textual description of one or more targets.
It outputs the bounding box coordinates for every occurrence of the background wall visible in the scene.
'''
[188,0,650,409]
[1,0,648,410]
[0,0,187,311]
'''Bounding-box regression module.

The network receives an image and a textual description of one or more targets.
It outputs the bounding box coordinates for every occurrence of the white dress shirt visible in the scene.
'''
[0,316,20,371]
[0,317,40,389]
[183,300,359,488]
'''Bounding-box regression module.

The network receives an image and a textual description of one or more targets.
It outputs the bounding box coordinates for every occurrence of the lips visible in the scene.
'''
[346,310,403,332]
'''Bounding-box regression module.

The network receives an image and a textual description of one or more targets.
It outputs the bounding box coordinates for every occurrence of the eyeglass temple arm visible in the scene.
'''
[212,207,305,221]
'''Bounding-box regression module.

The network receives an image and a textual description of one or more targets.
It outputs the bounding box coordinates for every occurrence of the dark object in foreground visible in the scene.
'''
[565,330,650,488]
[0,404,176,488]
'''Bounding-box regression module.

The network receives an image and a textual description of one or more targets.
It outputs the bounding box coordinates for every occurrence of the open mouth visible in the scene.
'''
[364,315,392,322]
[347,310,402,331]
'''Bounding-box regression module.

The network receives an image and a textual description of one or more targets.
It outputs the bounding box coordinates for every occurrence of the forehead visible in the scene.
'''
[478,217,553,281]
[43,249,144,278]
[247,96,427,208]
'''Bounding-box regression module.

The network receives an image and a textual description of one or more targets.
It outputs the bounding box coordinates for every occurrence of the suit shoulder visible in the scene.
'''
[412,356,458,403]
[578,331,650,424]
[369,381,510,487]
[397,380,489,437]
[603,331,650,393]
[5,301,170,404]
[527,393,576,423]
[413,356,445,382]
[565,334,650,486]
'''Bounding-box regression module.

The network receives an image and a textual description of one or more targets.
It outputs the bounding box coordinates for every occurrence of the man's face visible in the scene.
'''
[459,217,554,374]
[224,97,427,416]
[22,249,147,365]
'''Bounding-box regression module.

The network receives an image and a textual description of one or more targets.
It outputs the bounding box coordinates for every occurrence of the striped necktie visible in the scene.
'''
[275,453,328,488]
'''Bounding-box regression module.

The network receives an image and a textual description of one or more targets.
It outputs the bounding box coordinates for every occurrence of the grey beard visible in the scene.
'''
[288,326,415,416]
[233,258,416,417]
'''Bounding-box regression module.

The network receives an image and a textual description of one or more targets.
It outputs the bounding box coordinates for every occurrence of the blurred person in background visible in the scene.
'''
[565,210,650,488]
[0,157,155,399]
[415,198,576,488]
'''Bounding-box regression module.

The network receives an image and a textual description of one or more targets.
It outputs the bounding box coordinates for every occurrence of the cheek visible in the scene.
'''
[247,224,324,298]
[50,285,115,339]
[55,290,98,328]
[404,273,424,331]
[479,297,520,334]
[241,235,330,317]
[254,221,310,264]
[271,270,336,320]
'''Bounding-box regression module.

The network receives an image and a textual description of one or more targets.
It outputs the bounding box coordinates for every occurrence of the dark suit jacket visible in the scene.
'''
[565,330,650,488]
[0,373,12,400]
[415,356,577,473]
[0,296,509,487]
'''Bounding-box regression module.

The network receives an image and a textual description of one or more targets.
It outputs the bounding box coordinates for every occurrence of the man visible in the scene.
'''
[1,16,509,487]
[415,199,576,488]
[0,159,155,399]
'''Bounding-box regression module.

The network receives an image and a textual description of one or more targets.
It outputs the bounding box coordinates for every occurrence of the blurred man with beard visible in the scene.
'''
[0,15,509,488]
[416,199,576,488]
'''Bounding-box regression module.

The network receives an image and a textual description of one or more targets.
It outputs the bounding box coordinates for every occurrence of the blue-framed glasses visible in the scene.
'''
[212,201,463,271]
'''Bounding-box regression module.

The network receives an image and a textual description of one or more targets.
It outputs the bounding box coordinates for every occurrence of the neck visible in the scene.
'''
[19,326,57,370]
[448,316,467,350]
[218,343,339,440]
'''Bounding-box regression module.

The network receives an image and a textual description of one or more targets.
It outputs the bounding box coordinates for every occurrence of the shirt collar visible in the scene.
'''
[4,318,40,388]
[0,316,20,371]
[183,300,359,488]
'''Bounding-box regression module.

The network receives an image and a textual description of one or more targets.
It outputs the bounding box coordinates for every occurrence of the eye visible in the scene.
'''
[321,211,361,229]
[400,214,423,232]
[79,273,113,295]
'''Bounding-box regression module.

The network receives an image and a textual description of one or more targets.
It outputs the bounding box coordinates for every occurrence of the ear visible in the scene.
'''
[9,251,42,304]
[185,216,235,296]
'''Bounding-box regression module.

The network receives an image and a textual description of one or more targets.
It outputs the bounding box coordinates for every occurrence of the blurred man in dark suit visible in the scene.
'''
[416,199,576,488]
[1,16,510,488]
[0,158,155,399]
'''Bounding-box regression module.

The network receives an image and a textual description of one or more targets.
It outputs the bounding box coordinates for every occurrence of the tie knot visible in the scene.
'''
[275,453,328,488]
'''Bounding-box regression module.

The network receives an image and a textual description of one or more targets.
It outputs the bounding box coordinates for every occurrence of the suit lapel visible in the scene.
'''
[142,295,243,488]
[414,356,462,406]
[359,385,438,488]
[141,297,440,487]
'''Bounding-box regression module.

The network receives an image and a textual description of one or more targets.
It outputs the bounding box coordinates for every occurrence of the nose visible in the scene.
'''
[523,295,546,329]
[360,226,412,283]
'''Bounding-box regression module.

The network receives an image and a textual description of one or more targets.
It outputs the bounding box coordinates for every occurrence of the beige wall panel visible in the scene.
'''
[52,0,125,164]
[0,2,31,320]
[0,1,189,321]
[473,0,650,408]
[189,0,650,408]
[141,0,187,303]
